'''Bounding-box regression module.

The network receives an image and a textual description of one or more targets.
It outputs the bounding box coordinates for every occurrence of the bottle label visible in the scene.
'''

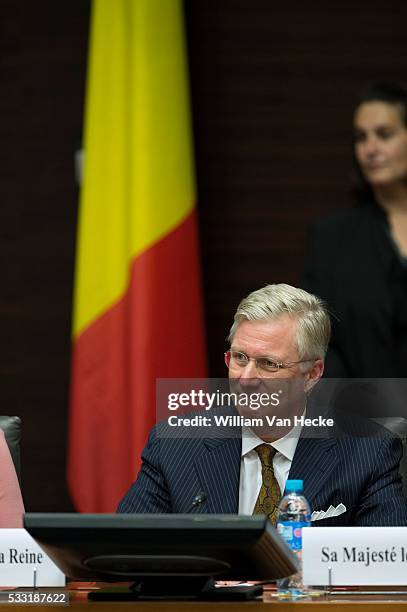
[277,521,309,550]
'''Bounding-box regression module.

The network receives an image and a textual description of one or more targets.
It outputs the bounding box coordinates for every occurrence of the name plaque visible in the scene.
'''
[303,527,407,586]
[0,529,65,587]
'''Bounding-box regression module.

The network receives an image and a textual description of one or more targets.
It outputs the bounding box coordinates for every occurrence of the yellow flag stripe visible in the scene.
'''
[73,0,195,337]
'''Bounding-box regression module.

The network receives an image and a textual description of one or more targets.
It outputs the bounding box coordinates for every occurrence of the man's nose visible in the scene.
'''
[239,359,261,386]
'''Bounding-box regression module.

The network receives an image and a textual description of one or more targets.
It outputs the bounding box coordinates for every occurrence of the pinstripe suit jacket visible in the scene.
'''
[117,413,407,526]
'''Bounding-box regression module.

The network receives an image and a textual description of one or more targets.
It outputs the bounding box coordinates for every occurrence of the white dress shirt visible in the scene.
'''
[238,423,302,515]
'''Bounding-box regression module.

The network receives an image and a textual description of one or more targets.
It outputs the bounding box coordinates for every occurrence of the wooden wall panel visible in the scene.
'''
[1,0,90,510]
[185,0,407,376]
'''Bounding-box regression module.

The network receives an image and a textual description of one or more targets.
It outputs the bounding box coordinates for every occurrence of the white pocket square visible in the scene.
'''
[311,503,346,521]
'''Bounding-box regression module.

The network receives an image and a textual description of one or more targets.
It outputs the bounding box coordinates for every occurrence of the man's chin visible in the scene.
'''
[235,394,305,442]
[249,421,293,442]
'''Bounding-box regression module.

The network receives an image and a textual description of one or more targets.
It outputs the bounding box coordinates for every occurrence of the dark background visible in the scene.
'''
[1,0,406,511]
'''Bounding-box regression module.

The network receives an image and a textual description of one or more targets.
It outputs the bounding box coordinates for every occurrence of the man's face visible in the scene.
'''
[228,316,323,439]
[230,316,302,382]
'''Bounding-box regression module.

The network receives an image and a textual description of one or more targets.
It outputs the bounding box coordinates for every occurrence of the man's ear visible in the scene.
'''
[304,359,324,393]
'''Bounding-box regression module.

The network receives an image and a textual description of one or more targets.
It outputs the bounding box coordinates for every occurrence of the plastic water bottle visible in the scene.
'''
[276,479,311,598]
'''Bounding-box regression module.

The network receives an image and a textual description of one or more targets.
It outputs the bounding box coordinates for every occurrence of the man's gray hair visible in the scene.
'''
[228,283,331,360]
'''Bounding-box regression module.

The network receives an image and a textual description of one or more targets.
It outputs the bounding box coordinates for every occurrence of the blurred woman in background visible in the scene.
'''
[303,81,407,377]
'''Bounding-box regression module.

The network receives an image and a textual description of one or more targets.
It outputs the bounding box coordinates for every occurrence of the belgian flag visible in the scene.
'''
[68,0,206,512]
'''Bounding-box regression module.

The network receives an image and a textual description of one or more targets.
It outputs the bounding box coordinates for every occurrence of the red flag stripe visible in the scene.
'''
[68,209,206,512]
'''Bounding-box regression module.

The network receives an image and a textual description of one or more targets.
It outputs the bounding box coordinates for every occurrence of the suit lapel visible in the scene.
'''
[288,436,338,505]
[190,425,339,514]
[193,437,241,513]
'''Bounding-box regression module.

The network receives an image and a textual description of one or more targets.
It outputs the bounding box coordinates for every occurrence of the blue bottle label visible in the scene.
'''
[277,521,309,550]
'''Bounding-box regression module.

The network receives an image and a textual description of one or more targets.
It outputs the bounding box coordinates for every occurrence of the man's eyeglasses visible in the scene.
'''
[224,350,312,377]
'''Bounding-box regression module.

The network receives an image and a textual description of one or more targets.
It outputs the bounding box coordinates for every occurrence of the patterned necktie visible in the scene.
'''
[252,443,282,526]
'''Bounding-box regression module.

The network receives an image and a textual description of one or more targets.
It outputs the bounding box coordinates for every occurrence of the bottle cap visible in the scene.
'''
[285,479,303,492]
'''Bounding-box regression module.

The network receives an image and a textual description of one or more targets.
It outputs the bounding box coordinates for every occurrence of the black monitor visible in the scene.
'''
[24,513,297,599]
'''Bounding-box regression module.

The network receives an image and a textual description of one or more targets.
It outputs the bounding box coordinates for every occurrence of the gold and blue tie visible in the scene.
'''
[252,443,282,526]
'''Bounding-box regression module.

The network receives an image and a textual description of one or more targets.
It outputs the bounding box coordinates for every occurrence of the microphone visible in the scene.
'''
[188,491,208,512]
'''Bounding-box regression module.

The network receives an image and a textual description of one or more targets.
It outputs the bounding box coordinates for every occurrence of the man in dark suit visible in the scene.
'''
[118,283,407,526]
